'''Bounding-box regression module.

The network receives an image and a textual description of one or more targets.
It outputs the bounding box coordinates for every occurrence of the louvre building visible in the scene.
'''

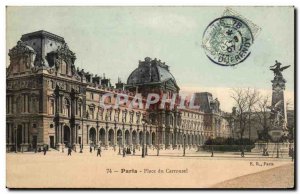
[6,31,231,152]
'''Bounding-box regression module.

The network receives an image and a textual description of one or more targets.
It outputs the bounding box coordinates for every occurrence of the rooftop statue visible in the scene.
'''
[270,60,290,77]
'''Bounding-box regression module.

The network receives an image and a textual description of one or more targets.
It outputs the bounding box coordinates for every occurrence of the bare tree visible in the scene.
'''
[230,88,248,140]
[245,88,260,140]
[231,88,259,141]
[254,95,271,141]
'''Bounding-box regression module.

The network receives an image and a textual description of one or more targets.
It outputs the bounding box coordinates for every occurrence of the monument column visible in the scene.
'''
[268,60,290,140]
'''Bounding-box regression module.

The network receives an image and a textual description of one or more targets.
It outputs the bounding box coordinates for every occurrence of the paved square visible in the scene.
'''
[6,148,294,188]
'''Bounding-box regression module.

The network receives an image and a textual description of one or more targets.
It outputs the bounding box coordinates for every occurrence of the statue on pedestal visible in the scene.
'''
[268,60,290,141]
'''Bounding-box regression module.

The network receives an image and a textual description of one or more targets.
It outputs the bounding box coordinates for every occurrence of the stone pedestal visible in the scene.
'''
[6,143,15,152]
[56,143,64,152]
[20,143,30,152]
[252,142,268,153]
[269,129,284,141]
[73,143,80,152]
[252,142,293,157]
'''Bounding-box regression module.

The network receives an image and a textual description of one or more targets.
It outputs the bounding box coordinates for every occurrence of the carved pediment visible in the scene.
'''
[8,41,36,58]
[57,43,76,64]
[7,41,36,76]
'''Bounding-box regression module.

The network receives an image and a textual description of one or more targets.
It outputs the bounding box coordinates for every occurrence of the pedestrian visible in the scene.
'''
[90,146,92,153]
[241,146,245,157]
[123,147,126,157]
[68,147,72,156]
[211,146,214,157]
[97,147,101,157]
[133,147,135,155]
[43,145,47,156]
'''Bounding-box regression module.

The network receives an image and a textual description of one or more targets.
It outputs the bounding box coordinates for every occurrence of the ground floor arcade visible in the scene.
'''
[6,119,212,152]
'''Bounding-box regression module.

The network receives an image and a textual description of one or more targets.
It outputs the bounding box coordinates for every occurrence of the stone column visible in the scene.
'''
[6,123,10,152]
[162,129,166,148]
[114,127,117,147]
[136,128,140,148]
[21,123,25,144]
[61,123,64,144]
[122,127,125,147]
[165,131,170,149]
[7,123,10,144]
[149,130,152,147]
[105,126,109,148]
[27,123,30,144]
[71,127,74,145]
[24,123,28,143]
[86,125,90,145]
[75,125,78,144]
[143,126,146,147]
[96,126,99,145]
[129,129,133,146]
[59,95,63,113]
[55,124,59,145]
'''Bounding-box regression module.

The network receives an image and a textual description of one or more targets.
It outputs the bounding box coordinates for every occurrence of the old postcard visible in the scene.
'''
[6,6,295,189]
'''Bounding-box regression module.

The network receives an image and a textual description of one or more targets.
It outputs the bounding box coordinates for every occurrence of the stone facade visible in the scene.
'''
[6,30,232,152]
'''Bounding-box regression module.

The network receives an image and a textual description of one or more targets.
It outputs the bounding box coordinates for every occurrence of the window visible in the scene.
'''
[78,103,82,117]
[23,94,26,112]
[61,60,67,74]
[21,94,30,113]
[89,107,94,119]
[91,92,94,100]
[6,96,13,114]
[106,96,112,103]
[64,99,70,117]
[49,99,55,115]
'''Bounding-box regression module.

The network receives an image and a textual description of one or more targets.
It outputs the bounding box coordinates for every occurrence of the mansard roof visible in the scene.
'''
[127,57,178,88]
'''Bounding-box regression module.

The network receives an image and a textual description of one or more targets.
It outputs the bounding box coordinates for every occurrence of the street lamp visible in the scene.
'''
[183,134,186,157]
[157,127,160,156]
[132,135,136,150]
[117,133,122,155]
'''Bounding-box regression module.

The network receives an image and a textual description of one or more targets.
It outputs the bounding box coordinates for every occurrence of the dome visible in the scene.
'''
[127,57,178,86]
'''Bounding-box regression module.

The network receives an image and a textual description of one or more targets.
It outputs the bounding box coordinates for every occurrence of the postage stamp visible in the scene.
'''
[222,8,262,39]
[202,16,254,66]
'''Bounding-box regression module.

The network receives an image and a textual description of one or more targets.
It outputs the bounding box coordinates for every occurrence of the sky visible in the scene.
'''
[6,6,294,112]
